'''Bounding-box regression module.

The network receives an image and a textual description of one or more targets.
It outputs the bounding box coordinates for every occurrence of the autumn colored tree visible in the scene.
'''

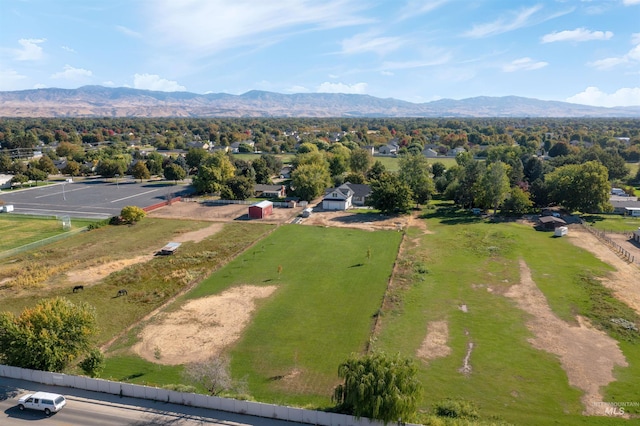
[0,298,98,372]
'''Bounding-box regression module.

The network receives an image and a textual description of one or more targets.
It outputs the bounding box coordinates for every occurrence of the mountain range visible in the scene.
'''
[0,85,638,118]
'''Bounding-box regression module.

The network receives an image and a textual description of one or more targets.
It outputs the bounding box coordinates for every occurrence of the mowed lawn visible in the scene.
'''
[374,210,638,425]
[0,214,97,252]
[185,225,403,407]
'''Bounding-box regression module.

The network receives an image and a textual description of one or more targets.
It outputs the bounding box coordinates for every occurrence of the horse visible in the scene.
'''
[72,285,84,293]
[117,289,128,297]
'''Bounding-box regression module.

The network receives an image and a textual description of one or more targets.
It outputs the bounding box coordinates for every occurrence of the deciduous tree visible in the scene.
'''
[163,163,187,183]
[398,154,435,206]
[368,172,413,214]
[291,162,331,201]
[120,205,146,223]
[473,161,510,214]
[350,148,373,174]
[183,355,232,396]
[545,160,612,213]
[131,161,151,182]
[0,298,98,372]
[192,151,235,194]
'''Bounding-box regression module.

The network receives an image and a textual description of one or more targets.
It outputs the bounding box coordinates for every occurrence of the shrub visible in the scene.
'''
[433,398,479,419]
[120,206,146,224]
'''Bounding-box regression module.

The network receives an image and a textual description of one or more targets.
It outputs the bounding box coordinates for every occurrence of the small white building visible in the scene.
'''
[0,174,13,189]
[626,207,640,217]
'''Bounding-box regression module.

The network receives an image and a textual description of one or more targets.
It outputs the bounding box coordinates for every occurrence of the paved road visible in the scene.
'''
[0,177,193,219]
[1,377,306,426]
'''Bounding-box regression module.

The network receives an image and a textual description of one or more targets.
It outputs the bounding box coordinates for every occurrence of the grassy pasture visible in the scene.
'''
[0,214,98,252]
[185,225,403,407]
[582,214,640,232]
[3,210,639,424]
[374,207,638,424]
[0,218,275,344]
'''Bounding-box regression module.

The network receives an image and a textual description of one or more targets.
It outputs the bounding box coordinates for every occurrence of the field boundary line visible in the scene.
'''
[0,227,87,260]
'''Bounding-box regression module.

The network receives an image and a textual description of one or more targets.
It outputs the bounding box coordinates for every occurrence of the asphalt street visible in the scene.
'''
[0,177,193,219]
[1,377,306,426]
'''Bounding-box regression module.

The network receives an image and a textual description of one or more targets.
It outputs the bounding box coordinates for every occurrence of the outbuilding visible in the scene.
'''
[248,200,273,219]
[538,215,567,231]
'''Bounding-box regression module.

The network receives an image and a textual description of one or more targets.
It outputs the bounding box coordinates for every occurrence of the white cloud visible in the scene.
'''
[396,0,449,21]
[61,46,76,53]
[541,28,613,43]
[588,38,640,69]
[0,69,27,90]
[51,65,93,80]
[34,84,47,89]
[380,54,451,71]
[381,70,394,76]
[566,86,640,107]
[15,38,46,61]
[340,32,405,56]
[102,81,116,87]
[502,57,548,72]
[632,33,640,45]
[623,0,640,5]
[464,5,542,38]
[284,85,310,93]
[133,73,186,91]
[148,0,372,54]
[317,82,368,94]
[116,25,142,38]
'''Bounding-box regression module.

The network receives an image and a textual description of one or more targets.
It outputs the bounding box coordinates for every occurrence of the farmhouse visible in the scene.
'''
[322,183,372,210]
[322,185,352,210]
[378,141,399,155]
[254,184,286,198]
[248,200,273,219]
[610,198,640,215]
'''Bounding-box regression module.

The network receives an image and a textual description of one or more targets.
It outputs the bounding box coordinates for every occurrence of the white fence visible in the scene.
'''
[0,364,391,426]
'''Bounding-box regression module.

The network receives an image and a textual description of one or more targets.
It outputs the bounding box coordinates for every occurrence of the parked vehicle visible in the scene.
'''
[17,392,66,415]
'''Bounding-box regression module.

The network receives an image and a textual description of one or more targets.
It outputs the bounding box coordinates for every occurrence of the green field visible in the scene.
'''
[0,214,98,252]
[582,214,640,232]
[2,212,639,425]
[374,208,638,424]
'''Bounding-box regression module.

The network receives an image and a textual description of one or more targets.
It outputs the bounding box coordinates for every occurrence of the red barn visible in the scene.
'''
[248,200,273,219]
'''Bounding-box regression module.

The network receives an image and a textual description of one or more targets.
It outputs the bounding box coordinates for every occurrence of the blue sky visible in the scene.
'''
[1,0,639,107]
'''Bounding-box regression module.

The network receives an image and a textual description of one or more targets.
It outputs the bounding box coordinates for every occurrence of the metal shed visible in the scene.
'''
[248,200,273,219]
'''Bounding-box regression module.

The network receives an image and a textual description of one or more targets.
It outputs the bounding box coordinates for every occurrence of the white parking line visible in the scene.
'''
[110,188,162,203]
[34,186,88,198]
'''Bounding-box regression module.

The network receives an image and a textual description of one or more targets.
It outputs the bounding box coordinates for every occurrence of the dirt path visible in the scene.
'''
[565,225,640,315]
[506,260,628,415]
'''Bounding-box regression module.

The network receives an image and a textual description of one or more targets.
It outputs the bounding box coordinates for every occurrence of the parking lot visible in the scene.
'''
[0,178,193,219]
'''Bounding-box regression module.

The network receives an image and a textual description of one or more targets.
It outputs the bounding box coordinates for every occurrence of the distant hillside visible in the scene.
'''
[0,85,638,118]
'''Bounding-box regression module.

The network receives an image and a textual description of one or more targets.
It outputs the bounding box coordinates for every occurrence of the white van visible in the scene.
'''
[17,392,66,415]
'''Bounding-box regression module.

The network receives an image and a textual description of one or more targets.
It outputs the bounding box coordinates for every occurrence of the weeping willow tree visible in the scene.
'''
[333,352,422,424]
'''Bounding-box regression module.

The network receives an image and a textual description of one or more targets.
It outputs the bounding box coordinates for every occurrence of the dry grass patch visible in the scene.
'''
[416,320,452,362]
[133,285,278,365]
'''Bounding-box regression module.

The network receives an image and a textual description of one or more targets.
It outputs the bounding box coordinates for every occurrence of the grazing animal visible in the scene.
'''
[72,285,84,293]
[117,289,128,297]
